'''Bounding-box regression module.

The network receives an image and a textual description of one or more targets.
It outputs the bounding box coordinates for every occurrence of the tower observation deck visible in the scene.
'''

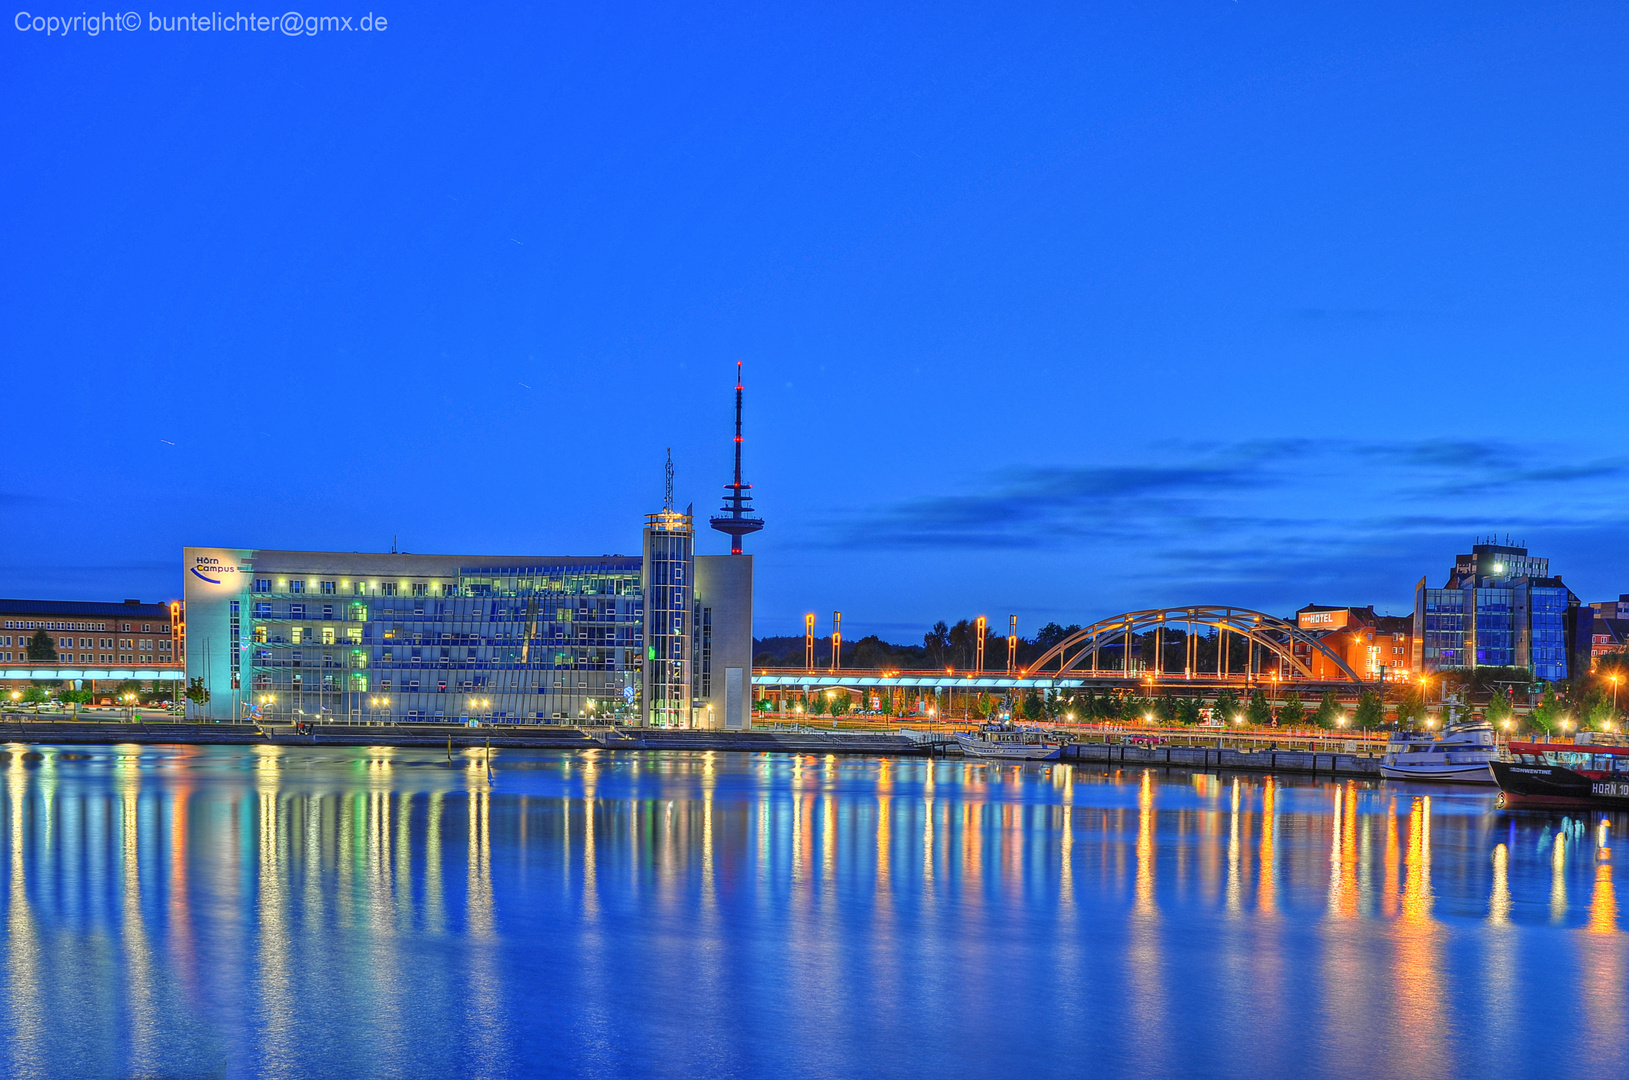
[709,363,765,555]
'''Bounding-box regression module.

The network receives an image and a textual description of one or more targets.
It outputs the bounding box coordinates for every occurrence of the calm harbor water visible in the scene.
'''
[0,745,1624,1079]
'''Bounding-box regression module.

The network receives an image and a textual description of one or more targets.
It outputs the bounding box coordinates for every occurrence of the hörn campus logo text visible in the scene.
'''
[188,556,239,585]
[14,12,388,36]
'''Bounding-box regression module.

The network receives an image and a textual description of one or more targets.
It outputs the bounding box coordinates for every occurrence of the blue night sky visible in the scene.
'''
[5,2,1629,641]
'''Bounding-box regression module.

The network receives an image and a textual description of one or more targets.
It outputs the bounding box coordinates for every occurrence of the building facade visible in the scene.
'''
[1412,541,1581,681]
[1292,605,1413,682]
[183,514,753,728]
[0,598,182,694]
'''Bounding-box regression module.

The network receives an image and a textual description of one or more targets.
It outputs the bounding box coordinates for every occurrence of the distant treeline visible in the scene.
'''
[755,619,1091,670]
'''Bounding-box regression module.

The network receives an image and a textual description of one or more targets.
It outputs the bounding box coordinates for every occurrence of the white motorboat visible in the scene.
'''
[1379,722,1498,784]
[955,725,1062,761]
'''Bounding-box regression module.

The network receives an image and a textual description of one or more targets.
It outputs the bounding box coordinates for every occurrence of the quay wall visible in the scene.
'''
[1061,740,1381,778]
[0,718,1382,777]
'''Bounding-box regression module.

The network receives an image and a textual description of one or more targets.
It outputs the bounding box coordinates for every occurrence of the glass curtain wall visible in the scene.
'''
[1531,587,1569,681]
[1422,588,1465,669]
[248,562,644,724]
[643,510,694,728]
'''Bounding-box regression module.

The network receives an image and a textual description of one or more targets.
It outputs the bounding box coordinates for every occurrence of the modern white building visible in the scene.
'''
[182,508,752,729]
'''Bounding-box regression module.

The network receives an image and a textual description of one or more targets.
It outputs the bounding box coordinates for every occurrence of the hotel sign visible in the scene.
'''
[1297,610,1350,630]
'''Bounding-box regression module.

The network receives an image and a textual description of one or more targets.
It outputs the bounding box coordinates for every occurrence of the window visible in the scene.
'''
[354,582,367,595]
[321,627,335,645]
[253,603,271,619]
[289,581,305,594]
[380,583,398,597]
[412,582,428,597]
[346,627,362,644]
[291,627,304,645]
[290,603,305,619]
[253,579,271,593]
[321,581,336,595]
[142,624,151,632]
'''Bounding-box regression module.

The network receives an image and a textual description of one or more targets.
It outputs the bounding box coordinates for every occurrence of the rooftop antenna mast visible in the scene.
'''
[710,361,766,554]
[664,448,674,514]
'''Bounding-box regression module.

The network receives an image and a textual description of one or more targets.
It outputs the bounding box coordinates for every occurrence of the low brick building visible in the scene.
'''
[1292,604,1414,683]
[0,598,182,695]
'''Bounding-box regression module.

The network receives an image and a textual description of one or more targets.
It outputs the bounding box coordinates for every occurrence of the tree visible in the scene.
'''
[21,686,48,705]
[186,677,211,706]
[924,621,950,668]
[1311,690,1342,729]
[1021,691,1045,721]
[1277,691,1305,727]
[1485,691,1515,730]
[1530,684,1567,733]
[1354,689,1385,729]
[1211,688,1241,725]
[1175,696,1202,725]
[1393,686,1427,726]
[1154,692,1178,724]
[25,630,57,662]
[1247,689,1273,726]
[1119,694,1149,722]
[808,694,826,717]
[1585,688,1617,731]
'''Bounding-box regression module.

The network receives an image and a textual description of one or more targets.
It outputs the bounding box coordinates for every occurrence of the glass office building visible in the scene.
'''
[1414,541,1577,681]
[183,510,754,728]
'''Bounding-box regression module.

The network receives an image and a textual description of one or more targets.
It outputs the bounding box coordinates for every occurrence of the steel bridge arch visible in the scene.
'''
[1027,605,1367,684]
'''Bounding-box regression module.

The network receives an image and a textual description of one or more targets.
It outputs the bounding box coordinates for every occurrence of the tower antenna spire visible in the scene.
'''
[664,448,674,514]
[710,361,765,554]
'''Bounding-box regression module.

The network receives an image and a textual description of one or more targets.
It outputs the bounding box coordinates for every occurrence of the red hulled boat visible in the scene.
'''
[1489,737,1629,810]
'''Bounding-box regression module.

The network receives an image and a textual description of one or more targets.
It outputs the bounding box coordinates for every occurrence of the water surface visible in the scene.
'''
[0,745,1623,1079]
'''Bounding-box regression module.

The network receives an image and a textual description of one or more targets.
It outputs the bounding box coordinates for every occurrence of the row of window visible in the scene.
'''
[251,574,641,599]
[2,620,168,633]
[4,654,147,665]
[257,579,457,597]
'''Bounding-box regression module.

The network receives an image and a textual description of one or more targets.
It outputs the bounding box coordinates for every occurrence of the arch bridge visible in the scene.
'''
[1027,605,1366,685]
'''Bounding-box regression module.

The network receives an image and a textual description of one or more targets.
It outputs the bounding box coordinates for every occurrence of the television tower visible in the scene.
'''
[709,362,765,554]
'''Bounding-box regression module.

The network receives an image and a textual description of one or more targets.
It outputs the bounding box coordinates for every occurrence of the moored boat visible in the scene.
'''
[1489,736,1629,810]
[1378,721,1498,784]
[955,724,1062,761]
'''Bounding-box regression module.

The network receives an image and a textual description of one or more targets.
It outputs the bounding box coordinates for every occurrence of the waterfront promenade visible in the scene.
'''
[0,713,1386,778]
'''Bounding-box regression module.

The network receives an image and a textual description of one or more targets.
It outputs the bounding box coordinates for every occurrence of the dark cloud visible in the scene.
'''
[826,440,1629,566]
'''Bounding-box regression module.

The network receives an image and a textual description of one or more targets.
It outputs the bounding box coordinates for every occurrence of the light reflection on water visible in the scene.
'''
[0,745,1624,1079]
